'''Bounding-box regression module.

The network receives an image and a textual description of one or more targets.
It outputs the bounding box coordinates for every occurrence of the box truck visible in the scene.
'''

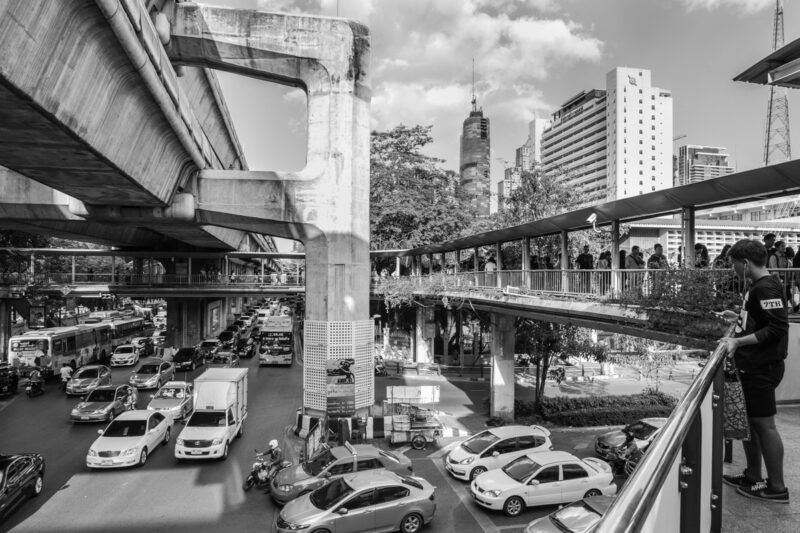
[174,368,248,460]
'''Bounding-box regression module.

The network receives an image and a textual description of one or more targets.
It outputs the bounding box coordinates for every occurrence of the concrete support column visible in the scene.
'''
[611,220,620,295]
[457,310,464,370]
[473,246,480,285]
[166,298,204,350]
[682,206,696,268]
[30,253,35,281]
[561,230,569,292]
[427,253,434,276]
[395,256,401,277]
[188,257,192,281]
[110,256,115,284]
[453,251,460,273]
[0,299,11,363]
[490,313,516,421]
[522,237,531,289]
[71,256,76,284]
[415,305,434,364]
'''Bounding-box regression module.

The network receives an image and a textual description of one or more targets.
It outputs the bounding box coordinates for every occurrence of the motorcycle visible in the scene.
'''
[25,378,45,398]
[242,450,291,492]
[374,357,388,377]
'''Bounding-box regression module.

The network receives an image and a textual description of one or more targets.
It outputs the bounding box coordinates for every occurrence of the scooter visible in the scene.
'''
[374,357,388,377]
[25,378,45,398]
[242,450,291,492]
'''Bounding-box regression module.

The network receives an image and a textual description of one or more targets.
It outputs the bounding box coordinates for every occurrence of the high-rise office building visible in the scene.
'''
[498,117,551,211]
[459,97,491,216]
[675,145,735,186]
[541,67,673,207]
[541,89,608,206]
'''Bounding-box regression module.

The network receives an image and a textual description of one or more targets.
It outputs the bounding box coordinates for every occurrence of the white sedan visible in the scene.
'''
[470,451,617,517]
[86,410,173,469]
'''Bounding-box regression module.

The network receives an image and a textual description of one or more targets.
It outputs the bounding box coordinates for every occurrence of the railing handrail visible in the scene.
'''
[592,323,734,533]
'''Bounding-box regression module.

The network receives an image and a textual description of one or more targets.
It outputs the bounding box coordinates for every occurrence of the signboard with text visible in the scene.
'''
[326,358,356,417]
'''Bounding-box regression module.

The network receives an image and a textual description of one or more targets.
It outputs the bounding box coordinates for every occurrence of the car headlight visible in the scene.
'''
[277,484,294,492]
[282,523,309,531]
[212,438,223,445]
[485,489,502,497]
[87,449,97,457]
[121,447,138,456]
[176,438,184,446]
[91,409,106,415]
[459,456,475,465]
[146,376,158,383]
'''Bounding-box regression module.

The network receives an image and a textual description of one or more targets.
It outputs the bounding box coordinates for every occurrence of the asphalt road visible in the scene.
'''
[0,354,619,533]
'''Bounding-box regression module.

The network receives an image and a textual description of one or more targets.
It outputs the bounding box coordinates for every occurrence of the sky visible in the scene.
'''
[212,0,797,190]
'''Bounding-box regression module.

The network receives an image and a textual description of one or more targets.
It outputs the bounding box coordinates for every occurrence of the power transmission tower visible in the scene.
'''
[764,1,795,218]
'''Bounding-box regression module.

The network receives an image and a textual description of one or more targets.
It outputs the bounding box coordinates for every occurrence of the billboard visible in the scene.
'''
[326,358,356,417]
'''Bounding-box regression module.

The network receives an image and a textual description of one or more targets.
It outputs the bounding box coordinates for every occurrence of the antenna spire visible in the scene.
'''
[471,58,477,111]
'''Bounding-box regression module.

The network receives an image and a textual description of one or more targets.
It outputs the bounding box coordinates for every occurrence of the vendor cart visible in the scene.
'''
[385,386,443,449]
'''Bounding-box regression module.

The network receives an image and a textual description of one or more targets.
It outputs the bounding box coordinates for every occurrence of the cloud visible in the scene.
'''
[678,0,774,13]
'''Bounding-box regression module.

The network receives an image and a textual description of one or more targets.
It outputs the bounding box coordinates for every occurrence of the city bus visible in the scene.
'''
[108,316,146,346]
[258,316,294,366]
[7,323,113,379]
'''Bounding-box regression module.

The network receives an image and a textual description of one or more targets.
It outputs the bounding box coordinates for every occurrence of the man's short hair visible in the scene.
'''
[729,239,768,267]
[654,243,663,250]
[764,233,776,241]
[631,246,640,252]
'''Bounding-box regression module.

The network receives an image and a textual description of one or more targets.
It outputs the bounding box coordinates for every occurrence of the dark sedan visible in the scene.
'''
[234,338,255,359]
[0,453,45,520]
[218,330,236,347]
[172,347,204,371]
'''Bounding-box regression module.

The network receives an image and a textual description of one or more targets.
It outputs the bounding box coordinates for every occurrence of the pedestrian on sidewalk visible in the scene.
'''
[720,239,789,504]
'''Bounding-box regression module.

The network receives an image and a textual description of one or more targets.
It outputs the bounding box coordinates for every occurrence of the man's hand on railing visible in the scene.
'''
[714,310,738,323]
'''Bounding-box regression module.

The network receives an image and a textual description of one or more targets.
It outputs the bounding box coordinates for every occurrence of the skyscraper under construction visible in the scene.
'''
[459,81,491,216]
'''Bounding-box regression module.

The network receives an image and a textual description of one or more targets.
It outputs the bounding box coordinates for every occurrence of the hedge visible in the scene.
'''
[512,391,678,427]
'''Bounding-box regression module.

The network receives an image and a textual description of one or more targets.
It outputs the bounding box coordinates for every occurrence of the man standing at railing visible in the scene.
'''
[720,239,789,504]
[575,245,594,293]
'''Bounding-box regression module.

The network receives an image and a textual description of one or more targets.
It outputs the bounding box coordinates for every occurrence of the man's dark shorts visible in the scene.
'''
[740,361,785,418]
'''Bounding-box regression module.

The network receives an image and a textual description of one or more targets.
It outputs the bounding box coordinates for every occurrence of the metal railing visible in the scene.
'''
[592,324,733,533]
[1,272,305,287]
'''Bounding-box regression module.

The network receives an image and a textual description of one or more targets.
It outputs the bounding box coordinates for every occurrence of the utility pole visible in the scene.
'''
[764,0,791,166]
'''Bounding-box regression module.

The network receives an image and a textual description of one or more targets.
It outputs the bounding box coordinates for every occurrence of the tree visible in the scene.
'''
[370,125,472,256]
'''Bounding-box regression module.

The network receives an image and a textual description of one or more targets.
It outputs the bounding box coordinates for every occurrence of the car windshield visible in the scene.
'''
[103,419,146,437]
[379,450,400,463]
[174,349,194,361]
[551,501,604,533]
[210,355,231,364]
[502,456,541,483]
[219,332,233,340]
[74,368,99,379]
[626,422,657,440]
[136,364,159,374]
[304,448,337,475]
[86,389,116,402]
[115,346,134,354]
[460,431,499,454]
[155,387,184,399]
[187,411,226,427]
[309,478,354,510]
[200,341,217,349]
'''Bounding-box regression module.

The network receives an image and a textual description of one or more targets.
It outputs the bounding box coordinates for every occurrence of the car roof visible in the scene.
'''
[90,384,127,391]
[523,451,579,464]
[138,357,165,365]
[639,418,669,428]
[342,470,408,490]
[0,454,38,468]
[201,338,219,343]
[330,444,382,460]
[486,425,549,438]
[77,364,107,370]
[161,381,190,388]
[113,410,155,421]
[115,344,134,348]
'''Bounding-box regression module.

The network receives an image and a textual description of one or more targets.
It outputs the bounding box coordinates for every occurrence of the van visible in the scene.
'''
[174,368,248,460]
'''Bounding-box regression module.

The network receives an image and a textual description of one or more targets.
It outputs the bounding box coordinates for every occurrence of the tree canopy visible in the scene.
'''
[370,125,472,251]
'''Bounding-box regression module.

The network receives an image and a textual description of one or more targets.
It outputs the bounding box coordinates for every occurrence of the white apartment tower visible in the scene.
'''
[606,67,673,199]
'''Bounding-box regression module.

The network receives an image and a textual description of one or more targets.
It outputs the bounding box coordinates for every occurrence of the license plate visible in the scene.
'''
[81,416,89,420]
[102,460,112,466]
[188,450,202,455]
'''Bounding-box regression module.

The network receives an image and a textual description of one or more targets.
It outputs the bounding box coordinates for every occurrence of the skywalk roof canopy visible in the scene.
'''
[403,158,800,256]
[735,35,800,87]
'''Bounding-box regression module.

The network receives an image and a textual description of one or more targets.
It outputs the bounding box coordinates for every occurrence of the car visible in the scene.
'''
[445,425,553,481]
[0,362,19,396]
[196,338,221,360]
[234,338,255,359]
[594,417,668,464]
[0,453,45,520]
[272,442,413,505]
[523,495,615,533]
[218,330,236,348]
[206,351,240,368]
[65,365,112,396]
[86,410,173,469]
[71,384,138,423]
[147,381,194,420]
[110,344,139,367]
[131,337,154,357]
[469,451,617,517]
[129,358,175,389]
[151,330,167,347]
[240,315,253,328]
[172,347,204,371]
[274,470,435,533]
[623,447,645,477]
[233,320,247,332]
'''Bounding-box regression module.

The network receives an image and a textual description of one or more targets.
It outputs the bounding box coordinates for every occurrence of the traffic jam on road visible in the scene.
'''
[0,296,654,533]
